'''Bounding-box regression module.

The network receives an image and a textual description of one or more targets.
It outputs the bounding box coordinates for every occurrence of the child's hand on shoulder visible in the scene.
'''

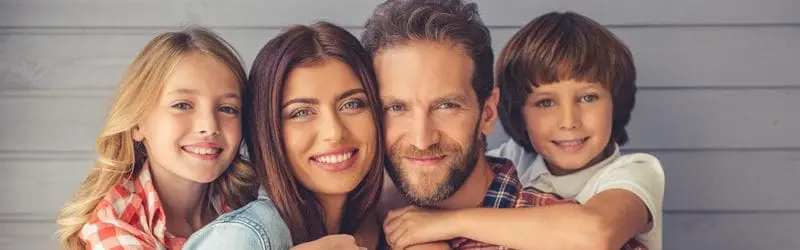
[384,205,459,249]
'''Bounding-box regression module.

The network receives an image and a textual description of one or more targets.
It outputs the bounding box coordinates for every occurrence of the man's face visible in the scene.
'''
[374,41,498,206]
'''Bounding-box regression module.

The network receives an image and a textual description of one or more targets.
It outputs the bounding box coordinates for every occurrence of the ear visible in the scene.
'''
[479,87,500,136]
[132,125,145,142]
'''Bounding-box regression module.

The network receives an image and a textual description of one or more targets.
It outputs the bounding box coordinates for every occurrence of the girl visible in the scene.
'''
[56,27,257,249]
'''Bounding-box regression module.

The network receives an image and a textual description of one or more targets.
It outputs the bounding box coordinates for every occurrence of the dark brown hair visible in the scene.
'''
[496,11,637,152]
[244,22,384,244]
[361,0,494,105]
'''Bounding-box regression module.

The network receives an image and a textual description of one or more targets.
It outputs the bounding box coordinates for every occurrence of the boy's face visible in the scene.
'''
[523,80,613,173]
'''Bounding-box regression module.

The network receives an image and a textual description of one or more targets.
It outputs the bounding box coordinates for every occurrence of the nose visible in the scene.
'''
[557,101,582,130]
[408,111,440,150]
[196,108,220,136]
[320,111,347,143]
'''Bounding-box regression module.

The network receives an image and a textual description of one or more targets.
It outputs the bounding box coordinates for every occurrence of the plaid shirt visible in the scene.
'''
[79,162,230,250]
[449,157,647,250]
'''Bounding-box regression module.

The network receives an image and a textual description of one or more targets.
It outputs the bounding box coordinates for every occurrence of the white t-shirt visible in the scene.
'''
[487,139,665,250]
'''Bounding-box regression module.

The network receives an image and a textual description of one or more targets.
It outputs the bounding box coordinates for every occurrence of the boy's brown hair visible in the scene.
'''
[496,11,637,152]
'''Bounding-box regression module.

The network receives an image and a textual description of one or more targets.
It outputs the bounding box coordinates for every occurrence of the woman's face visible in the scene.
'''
[280,59,377,197]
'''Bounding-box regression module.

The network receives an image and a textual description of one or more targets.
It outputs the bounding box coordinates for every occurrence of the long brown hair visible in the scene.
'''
[244,21,384,244]
[56,27,258,249]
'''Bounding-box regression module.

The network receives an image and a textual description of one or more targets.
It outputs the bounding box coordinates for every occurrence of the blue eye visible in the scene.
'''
[534,99,555,108]
[385,104,404,112]
[437,102,459,109]
[342,100,366,110]
[172,102,192,110]
[290,109,312,118]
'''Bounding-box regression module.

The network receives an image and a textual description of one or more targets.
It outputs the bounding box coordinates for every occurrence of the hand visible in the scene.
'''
[384,205,457,249]
[291,234,366,250]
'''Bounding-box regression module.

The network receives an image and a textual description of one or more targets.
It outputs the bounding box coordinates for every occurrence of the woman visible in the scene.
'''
[184,22,386,249]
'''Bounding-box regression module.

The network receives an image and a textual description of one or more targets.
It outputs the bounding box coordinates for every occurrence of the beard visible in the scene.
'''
[384,121,485,207]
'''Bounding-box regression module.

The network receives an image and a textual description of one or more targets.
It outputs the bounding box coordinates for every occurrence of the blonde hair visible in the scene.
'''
[56,27,258,250]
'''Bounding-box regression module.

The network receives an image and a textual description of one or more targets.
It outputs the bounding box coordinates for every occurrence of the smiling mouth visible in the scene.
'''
[182,146,223,160]
[312,150,356,164]
[551,137,589,152]
[310,149,360,172]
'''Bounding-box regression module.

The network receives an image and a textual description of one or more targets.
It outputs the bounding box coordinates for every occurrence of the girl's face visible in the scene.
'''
[280,59,377,198]
[522,80,613,174]
[133,52,242,184]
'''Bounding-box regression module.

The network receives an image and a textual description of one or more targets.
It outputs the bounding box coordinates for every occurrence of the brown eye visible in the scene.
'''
[580,94,599,103]
[535,99,555,108]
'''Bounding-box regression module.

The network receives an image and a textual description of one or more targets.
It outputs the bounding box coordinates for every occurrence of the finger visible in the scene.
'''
[393,226,414,250]
[386,205,416,223]
[387,223,408,248]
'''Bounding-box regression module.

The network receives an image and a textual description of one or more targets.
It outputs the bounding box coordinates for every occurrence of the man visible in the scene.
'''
[361,1,651,249]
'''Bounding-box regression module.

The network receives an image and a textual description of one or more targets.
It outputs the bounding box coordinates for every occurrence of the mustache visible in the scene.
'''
[391,143,461,158]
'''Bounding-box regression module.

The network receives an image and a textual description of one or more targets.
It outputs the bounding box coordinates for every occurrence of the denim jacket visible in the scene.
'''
[183,189,293,250]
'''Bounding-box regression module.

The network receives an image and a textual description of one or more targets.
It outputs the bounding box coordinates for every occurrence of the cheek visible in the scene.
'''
[523,108,551,143]
[221,116,242,142]
[586,101,614,136]
[282,123,314,163]
[141,112,185,142]
[383,116,404,149]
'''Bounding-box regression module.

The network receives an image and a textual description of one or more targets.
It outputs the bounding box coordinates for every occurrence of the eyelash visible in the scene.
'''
[341,99,366,111]
[385,103,405,112]
[533,94,600,108]
[436,102,460,109]
[171,102,239,115]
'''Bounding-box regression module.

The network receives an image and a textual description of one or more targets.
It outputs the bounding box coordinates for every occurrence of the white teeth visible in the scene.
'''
[555,139,586,147]
[314,152,353,164]
[185,147,219,155]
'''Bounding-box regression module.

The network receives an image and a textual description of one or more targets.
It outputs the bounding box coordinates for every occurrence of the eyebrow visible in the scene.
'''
[167,88,197,96]
[168,88,241,100]
[431,94,470,107]
[282,88,366,109]
[336,88,366,102]
[282,98,318,109]
[380,95,405,105]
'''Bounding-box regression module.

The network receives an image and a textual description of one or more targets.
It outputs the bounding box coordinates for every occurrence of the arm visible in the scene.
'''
[453,157,664,250]
[386,159,664,249]
[453,190,648,250]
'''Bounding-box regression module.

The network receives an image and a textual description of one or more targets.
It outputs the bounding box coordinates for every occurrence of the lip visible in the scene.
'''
[309,148,359,172]
[403,155,446,166]
[551,137,589,153]
[182,142,223,160]
[310,146,358,159]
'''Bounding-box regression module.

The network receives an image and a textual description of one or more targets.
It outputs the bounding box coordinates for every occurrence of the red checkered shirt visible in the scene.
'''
[78,162,230,250]
[449,157,647,250]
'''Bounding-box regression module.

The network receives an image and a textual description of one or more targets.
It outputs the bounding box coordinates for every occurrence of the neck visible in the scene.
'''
[317,193,347,234]
[148,162,211,233]
[434,154,495,209]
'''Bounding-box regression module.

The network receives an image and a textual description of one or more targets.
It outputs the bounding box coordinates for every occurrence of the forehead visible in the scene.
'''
[163,52,240,95]
[531,80,606,94]
[373,41,475,103]
[282,59,363,101]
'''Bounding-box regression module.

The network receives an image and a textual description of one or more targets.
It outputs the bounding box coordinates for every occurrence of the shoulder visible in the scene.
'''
[598,153,665,186]
[184,196,293,250]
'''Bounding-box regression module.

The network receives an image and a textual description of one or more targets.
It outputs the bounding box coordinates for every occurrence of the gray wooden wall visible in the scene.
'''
[1,1,798,249]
